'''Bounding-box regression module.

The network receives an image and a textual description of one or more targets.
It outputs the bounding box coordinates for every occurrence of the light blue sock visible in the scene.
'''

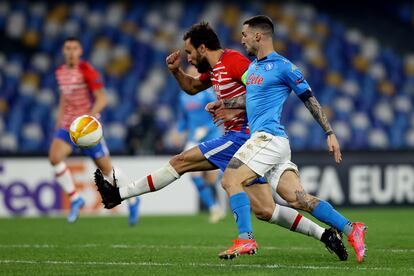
[311,200,353,235]
[229,192,253,239]
[192,176,215,209]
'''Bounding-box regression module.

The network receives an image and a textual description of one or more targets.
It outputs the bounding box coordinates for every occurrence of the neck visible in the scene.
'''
[66,60,79,68]
[207,49,224,68]
[256,42,274,60]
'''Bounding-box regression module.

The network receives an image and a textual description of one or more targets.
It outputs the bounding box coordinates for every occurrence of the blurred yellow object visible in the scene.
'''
[0,99,8,114]
[121,21,137,34]
[222,5,240,27]
[106,56,132,77]
[325,71,343,87]
[378,80,395,96]
[314,22,329,38]
[22,31,39,47]
[22,73,40,88]
[404,64,414,76]
[352,55,369,72]
[47,4,68,22]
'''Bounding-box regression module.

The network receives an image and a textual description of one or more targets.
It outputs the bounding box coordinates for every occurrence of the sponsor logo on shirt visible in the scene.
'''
[246,73,264,85]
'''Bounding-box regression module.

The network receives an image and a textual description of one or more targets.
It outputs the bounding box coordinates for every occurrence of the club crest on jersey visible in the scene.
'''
[264,63,274,71]
[246,72,264,85]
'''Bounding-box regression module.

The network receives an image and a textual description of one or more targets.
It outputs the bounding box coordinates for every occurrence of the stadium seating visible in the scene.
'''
[0,1,413,154]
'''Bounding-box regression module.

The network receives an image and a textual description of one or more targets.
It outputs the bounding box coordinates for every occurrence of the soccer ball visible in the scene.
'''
[69,115,103,148]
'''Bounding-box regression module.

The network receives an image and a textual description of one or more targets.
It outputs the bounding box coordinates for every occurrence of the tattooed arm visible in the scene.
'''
[204,94,246,119]
[299,90,342,163]
[222,94,247,109]
[301,94,333,135]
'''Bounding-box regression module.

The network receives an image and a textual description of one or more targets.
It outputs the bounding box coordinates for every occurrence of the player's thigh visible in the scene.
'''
[170,145,217,174]
[48,138,73,165]
[221,157,258,195]
[93,155,112,176]
[244,183,275,221]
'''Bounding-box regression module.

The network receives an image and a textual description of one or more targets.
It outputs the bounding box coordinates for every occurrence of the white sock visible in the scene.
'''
[105,166,138,205]
[269,204,324,240]
[53,162,79,202]
[119,162,180,199]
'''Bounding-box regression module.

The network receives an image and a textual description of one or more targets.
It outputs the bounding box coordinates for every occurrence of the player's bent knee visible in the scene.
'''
[169,153,187,174]
[220,174,234,192]
[253,208,273,221]
[48,153,62,166]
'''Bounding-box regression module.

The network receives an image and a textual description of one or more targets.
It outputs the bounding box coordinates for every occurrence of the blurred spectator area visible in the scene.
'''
[0,1,413,155]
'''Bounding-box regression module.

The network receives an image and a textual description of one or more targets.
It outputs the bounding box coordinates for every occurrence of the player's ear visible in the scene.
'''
[198,44,207,55]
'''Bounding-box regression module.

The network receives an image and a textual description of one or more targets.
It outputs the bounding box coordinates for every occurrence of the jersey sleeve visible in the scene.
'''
[80,62,104,92]
[198,72,211,82]
[225,53,251,81]
[281,62,311,95]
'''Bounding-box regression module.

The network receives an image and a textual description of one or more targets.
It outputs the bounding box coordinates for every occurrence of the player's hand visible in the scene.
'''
[327,133,342,164]
[166,50,181,72]
[205,100,223,116]
[213,108,244,126]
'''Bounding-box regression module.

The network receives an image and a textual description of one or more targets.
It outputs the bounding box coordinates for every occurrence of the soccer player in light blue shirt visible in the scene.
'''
[213,15,366,263]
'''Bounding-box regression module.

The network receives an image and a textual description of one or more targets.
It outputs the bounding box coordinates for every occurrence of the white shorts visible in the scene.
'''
[234,131,298,190]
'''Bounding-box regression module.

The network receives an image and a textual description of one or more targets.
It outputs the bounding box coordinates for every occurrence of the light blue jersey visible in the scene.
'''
[177,88,221,143]
[244,51,311,137]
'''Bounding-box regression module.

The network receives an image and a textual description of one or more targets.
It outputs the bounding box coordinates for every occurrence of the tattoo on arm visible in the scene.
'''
[303,96,333,134]
[227,157,244,169]
[295,190,320,211]
[223,95,246,109]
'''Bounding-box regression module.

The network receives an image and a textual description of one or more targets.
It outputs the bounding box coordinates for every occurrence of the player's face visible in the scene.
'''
[63,40,83,67]
[184,39,210,73]
[241,25,258,56]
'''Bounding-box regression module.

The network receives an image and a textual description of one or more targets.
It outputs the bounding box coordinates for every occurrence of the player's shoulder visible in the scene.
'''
[221,49,249,63]
[78,60,96,71]
[55,64,65,74]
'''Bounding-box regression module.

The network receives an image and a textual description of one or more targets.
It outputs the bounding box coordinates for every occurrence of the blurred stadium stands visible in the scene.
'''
[0,1,413,155]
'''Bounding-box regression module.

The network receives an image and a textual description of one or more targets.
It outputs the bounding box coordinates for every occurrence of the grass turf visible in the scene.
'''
[0,208,413,275]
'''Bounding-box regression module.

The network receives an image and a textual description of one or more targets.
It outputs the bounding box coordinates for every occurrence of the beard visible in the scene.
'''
[194,56,211,73]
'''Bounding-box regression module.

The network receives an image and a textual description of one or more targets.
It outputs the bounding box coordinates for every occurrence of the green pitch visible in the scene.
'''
[0,208,413,275]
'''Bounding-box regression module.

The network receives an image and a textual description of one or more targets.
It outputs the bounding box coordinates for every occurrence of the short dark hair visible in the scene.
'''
[183,22,221,50]
[63,36,81,45]
[243,15,274,34]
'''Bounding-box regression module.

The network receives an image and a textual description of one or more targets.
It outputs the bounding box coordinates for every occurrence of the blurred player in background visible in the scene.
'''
[49,37,140,225]
[172,65,225,223]
[94,24,347,261]
[209,15,366,262]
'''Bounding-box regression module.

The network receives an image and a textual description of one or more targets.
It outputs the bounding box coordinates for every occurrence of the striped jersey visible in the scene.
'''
[199,49,250,133]
[55,61,103,129]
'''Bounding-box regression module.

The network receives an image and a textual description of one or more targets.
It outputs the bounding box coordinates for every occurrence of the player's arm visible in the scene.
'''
[298,90,342,163]
[166,51,211,95]
[89,89,108,116]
